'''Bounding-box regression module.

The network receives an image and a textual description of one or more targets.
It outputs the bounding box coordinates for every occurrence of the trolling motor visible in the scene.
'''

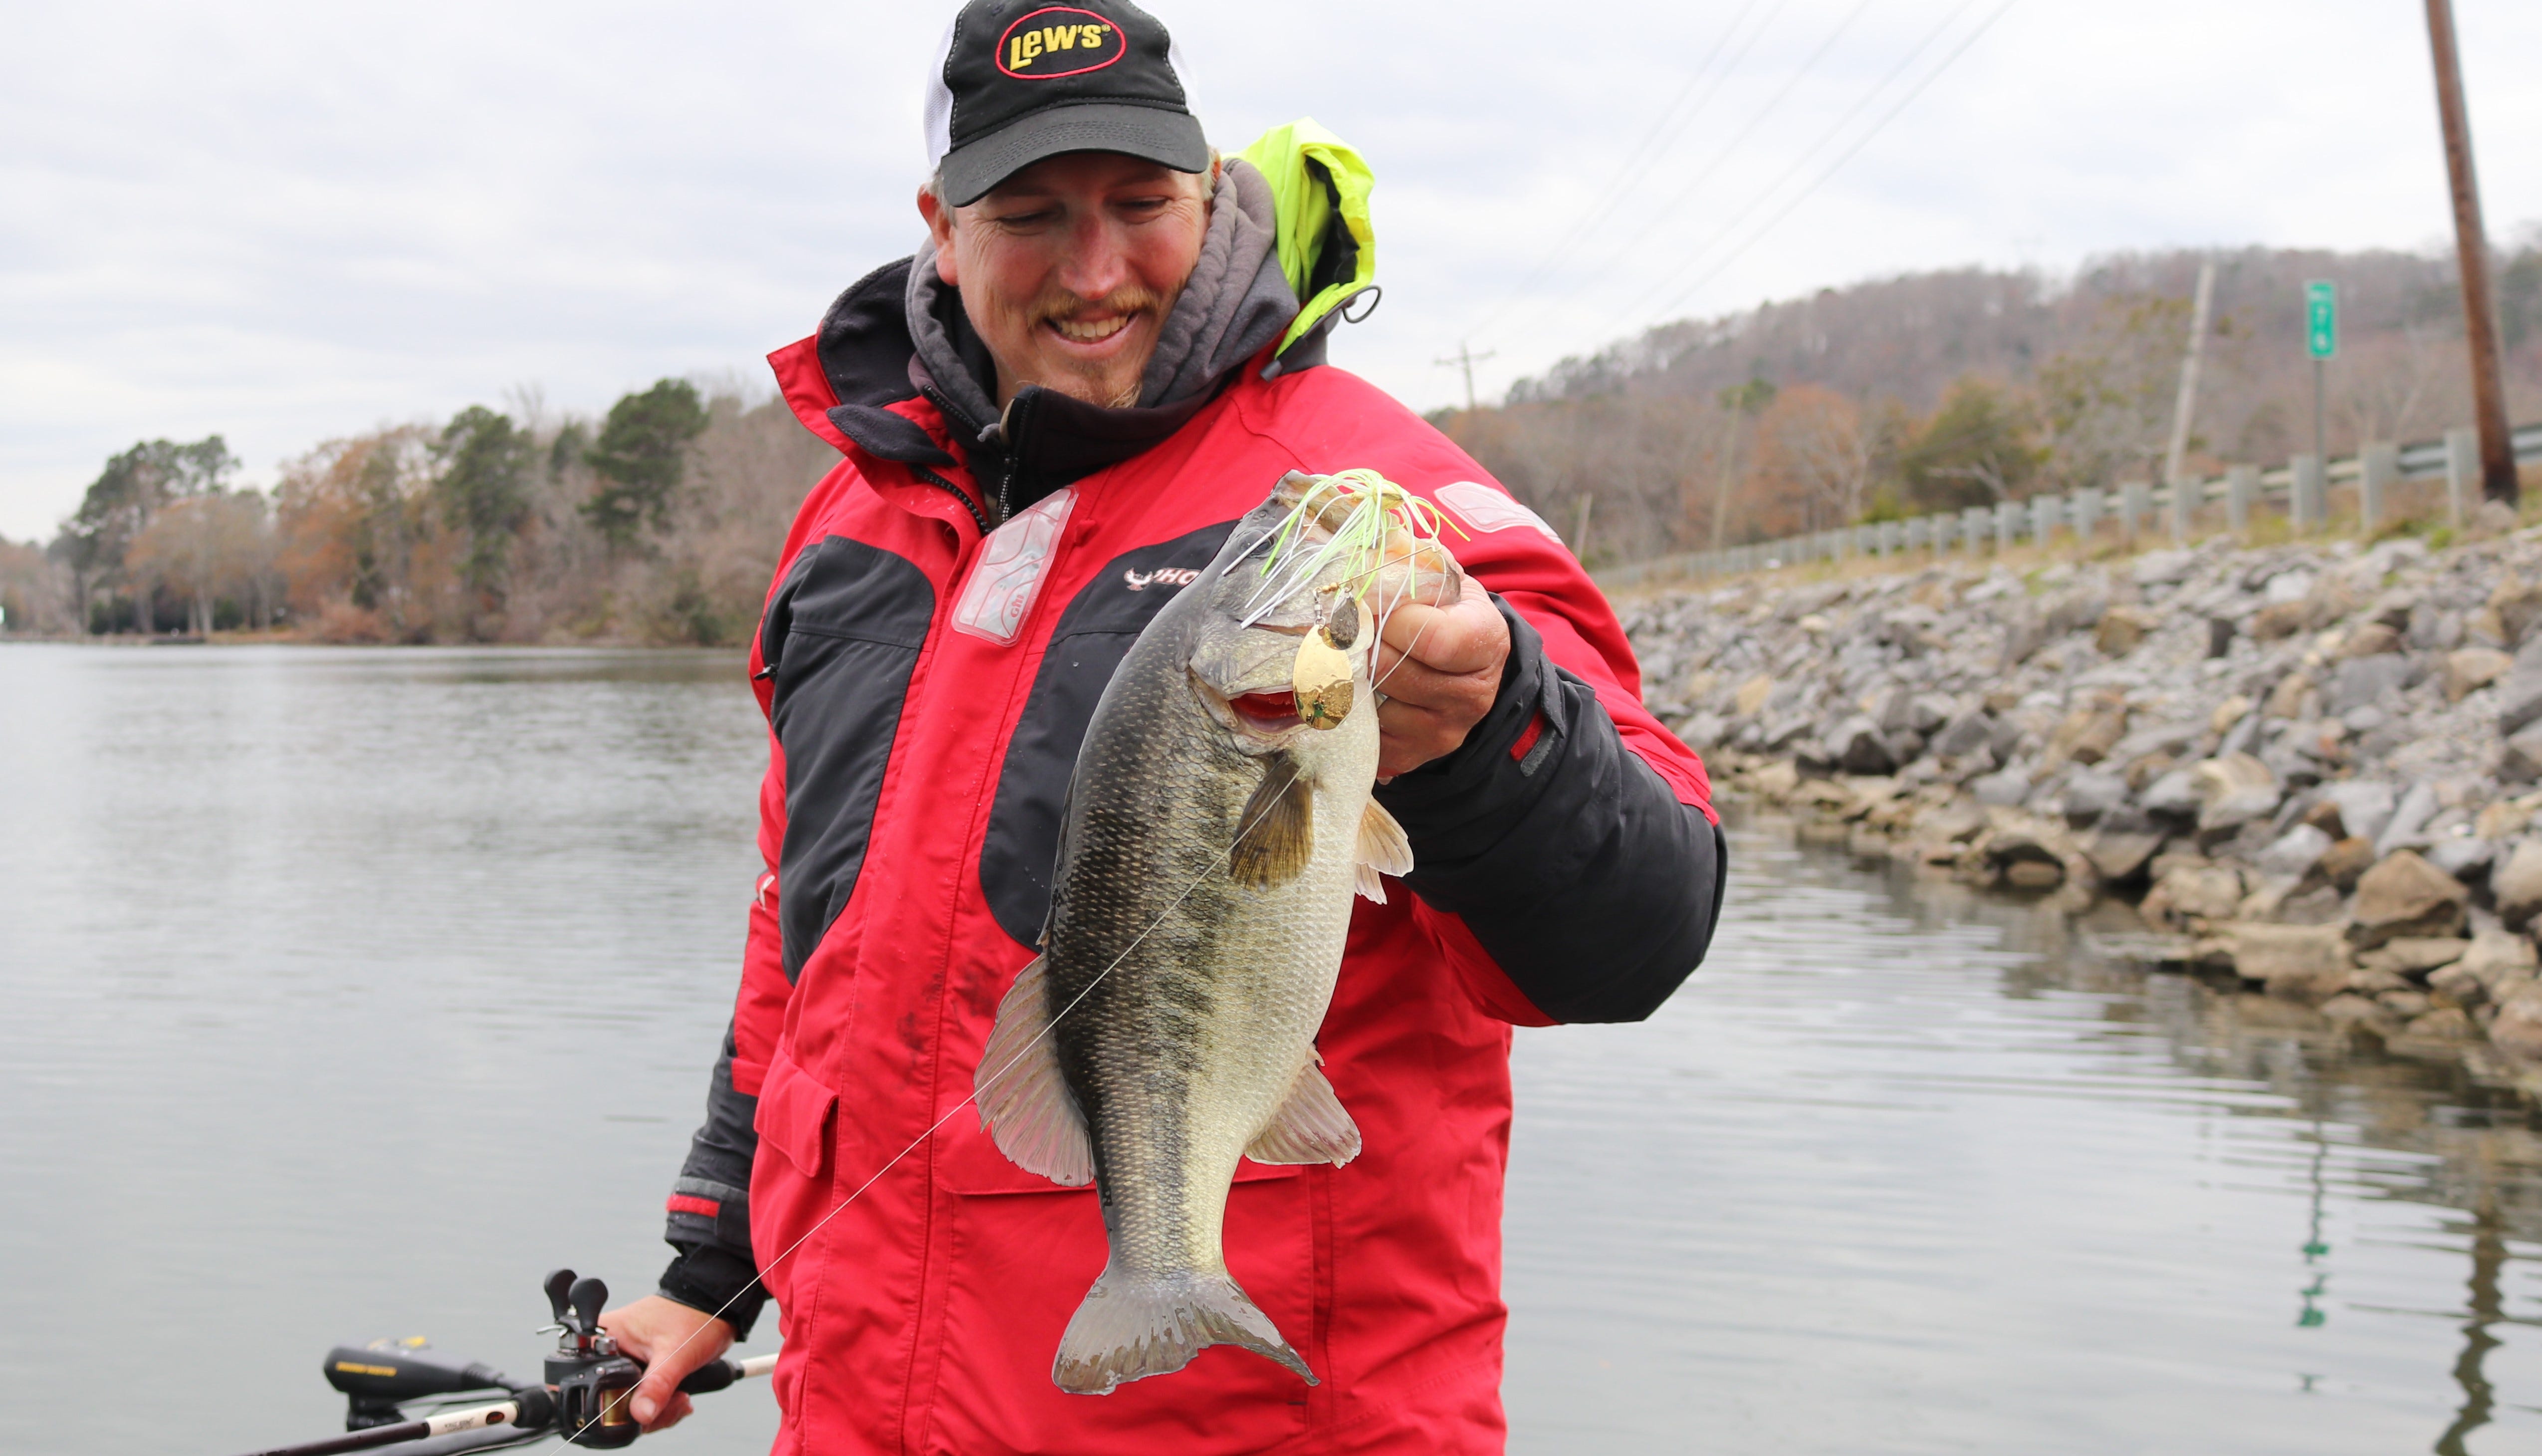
[230,1269,775,1456]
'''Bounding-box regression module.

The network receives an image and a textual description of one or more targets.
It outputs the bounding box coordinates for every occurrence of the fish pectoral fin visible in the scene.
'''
[973,956,1095,1187]
[1353,799,1413,903]
[1228,752,1314,889]
[1244,1061,1362,1168]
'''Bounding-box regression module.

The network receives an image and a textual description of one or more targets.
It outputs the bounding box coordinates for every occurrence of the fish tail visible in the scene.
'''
[1052,1265,1316,1395]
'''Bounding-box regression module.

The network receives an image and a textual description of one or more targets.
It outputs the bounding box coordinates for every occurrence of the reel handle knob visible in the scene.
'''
[543,1269,578,1328]
[568,1276,610,1336]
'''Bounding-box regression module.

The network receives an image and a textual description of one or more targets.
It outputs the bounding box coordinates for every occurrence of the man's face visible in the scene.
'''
[920,151,1211,412]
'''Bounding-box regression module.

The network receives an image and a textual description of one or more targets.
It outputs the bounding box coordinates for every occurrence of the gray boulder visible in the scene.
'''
[2141,768,2203,820]
[1827,715,1897,775]
[1971,767,2031,808]
[2257,824,2333,878]
[2502,721,2542,783]
[2063,769,2129,826]
[1680,711,1731,749]
[1932,708,1995,760]
[2424,835,2495,882]
[2320,780,2398,844]
[2375,781,2441,857]
[2328,654,2416,716]
[2131,549,2196,586]
[2497,672,2542,737]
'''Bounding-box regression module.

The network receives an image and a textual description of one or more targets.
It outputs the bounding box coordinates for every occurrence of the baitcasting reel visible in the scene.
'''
[263,1269,771,1456]
[539,1269,645,1449]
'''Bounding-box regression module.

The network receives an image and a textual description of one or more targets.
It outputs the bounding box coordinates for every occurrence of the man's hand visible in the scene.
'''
[598,1295,734,1433]
[1372,574,1509,779]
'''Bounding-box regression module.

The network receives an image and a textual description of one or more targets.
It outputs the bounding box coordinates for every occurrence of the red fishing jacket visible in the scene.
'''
[653,253,1722,1456]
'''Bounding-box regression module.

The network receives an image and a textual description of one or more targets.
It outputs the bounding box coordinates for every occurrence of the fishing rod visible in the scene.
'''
[227,1268,776,1456]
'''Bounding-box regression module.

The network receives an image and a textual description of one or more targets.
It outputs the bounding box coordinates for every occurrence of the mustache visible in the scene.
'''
[1030,284,1167,325]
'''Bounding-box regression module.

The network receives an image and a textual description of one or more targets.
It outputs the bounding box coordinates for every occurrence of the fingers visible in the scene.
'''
[600,1296,731,1432]
[1370,576,1507,778]
[1376,694,1478,780]
[1376,576,1503,681]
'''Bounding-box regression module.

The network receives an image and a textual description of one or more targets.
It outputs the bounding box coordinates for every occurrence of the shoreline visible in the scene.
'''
[1621,520,2542,1107]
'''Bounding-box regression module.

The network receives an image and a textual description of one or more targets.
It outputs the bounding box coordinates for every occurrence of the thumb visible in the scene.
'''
[628,1366,678,1427]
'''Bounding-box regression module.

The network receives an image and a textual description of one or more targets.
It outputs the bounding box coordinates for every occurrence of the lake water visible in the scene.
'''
[2,644,2537,1455]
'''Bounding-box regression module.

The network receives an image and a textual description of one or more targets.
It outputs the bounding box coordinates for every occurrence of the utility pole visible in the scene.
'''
[1433,342,1497,413]
[2163,258,2217,490]
[2424,0,2517,505]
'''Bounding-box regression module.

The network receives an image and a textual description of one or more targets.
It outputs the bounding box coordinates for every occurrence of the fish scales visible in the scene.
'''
[975,471,1452,1396]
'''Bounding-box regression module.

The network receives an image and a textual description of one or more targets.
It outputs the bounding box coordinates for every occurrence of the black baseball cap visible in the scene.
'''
[922,1,1209,207]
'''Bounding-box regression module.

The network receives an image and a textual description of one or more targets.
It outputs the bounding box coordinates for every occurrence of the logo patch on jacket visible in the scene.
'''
[953,487,1078,644]
[1123,566,1198,592]
[995,8,1124,78]
[1438,479,1563,544]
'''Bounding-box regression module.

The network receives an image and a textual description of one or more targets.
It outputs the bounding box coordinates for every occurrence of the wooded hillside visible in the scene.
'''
[1441,241,2542,568]
[9,239,2541,640]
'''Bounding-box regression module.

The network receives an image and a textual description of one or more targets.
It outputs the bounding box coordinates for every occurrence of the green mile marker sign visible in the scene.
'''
[2306,279,2337,360]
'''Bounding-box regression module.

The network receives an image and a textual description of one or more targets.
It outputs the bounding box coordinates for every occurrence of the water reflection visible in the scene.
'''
[2,649,2538,1454]
[1505,812,2542,1454]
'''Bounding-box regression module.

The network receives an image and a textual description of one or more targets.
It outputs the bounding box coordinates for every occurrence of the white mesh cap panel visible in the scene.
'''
[922,13,959,174]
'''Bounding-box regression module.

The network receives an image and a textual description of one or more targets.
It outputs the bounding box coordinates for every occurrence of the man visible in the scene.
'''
[602,3,1723,1451]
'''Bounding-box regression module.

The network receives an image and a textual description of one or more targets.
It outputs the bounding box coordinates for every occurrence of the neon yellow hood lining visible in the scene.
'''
[1238,119,1378,356]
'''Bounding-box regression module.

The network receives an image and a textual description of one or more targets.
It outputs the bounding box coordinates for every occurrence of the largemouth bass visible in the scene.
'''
[975,470,1463,1395]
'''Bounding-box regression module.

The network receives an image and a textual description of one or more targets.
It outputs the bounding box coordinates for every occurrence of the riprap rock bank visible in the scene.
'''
[1626,527,2542,1099]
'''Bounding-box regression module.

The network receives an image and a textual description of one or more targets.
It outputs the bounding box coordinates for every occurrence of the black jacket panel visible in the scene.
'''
[1375,599,1724,1024]
[657,1024,770,1338]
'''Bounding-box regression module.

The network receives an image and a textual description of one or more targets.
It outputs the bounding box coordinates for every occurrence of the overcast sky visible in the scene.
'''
[5,0,2538,541]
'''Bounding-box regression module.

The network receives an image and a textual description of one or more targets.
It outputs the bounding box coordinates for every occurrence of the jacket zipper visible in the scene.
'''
[910,465,991,536]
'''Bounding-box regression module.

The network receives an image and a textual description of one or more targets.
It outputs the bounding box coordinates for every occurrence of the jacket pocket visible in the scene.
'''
[753,1046,838,1182]
[922,1160,1319,1453]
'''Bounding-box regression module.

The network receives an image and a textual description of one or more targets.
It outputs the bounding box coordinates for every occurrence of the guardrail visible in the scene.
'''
[1597,421,2542,589]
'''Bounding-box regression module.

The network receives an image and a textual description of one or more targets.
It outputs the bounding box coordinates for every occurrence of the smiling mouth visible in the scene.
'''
[1048,314,1134,344]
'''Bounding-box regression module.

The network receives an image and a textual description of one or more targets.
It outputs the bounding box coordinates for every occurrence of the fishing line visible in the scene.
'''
[572,754,1314,1443]
[587,488,1469,1439]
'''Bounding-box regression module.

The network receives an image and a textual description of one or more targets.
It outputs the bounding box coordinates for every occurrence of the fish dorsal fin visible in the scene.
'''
[1229,754,1314,889]
[1244,1056,1362,1167]
[974,956,1094,1187]
[1353,799,1412,903]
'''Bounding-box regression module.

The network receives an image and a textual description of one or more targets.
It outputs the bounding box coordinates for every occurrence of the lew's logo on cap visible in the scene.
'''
[996,6,1124,78]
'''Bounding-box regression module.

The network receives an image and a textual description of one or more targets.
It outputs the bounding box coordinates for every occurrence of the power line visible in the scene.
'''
[1615,0,1997,336]
[1479,0,1883,350]
[1461,0,1786,343]
[1626,0,2022,338]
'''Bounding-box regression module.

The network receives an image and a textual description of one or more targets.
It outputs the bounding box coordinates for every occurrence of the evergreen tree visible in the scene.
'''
[581,380,709,550]
[432,406,534,610]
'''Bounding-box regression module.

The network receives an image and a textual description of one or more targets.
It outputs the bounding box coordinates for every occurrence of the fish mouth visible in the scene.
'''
[1227,690,1305,733]
[1190,675,1307,747]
